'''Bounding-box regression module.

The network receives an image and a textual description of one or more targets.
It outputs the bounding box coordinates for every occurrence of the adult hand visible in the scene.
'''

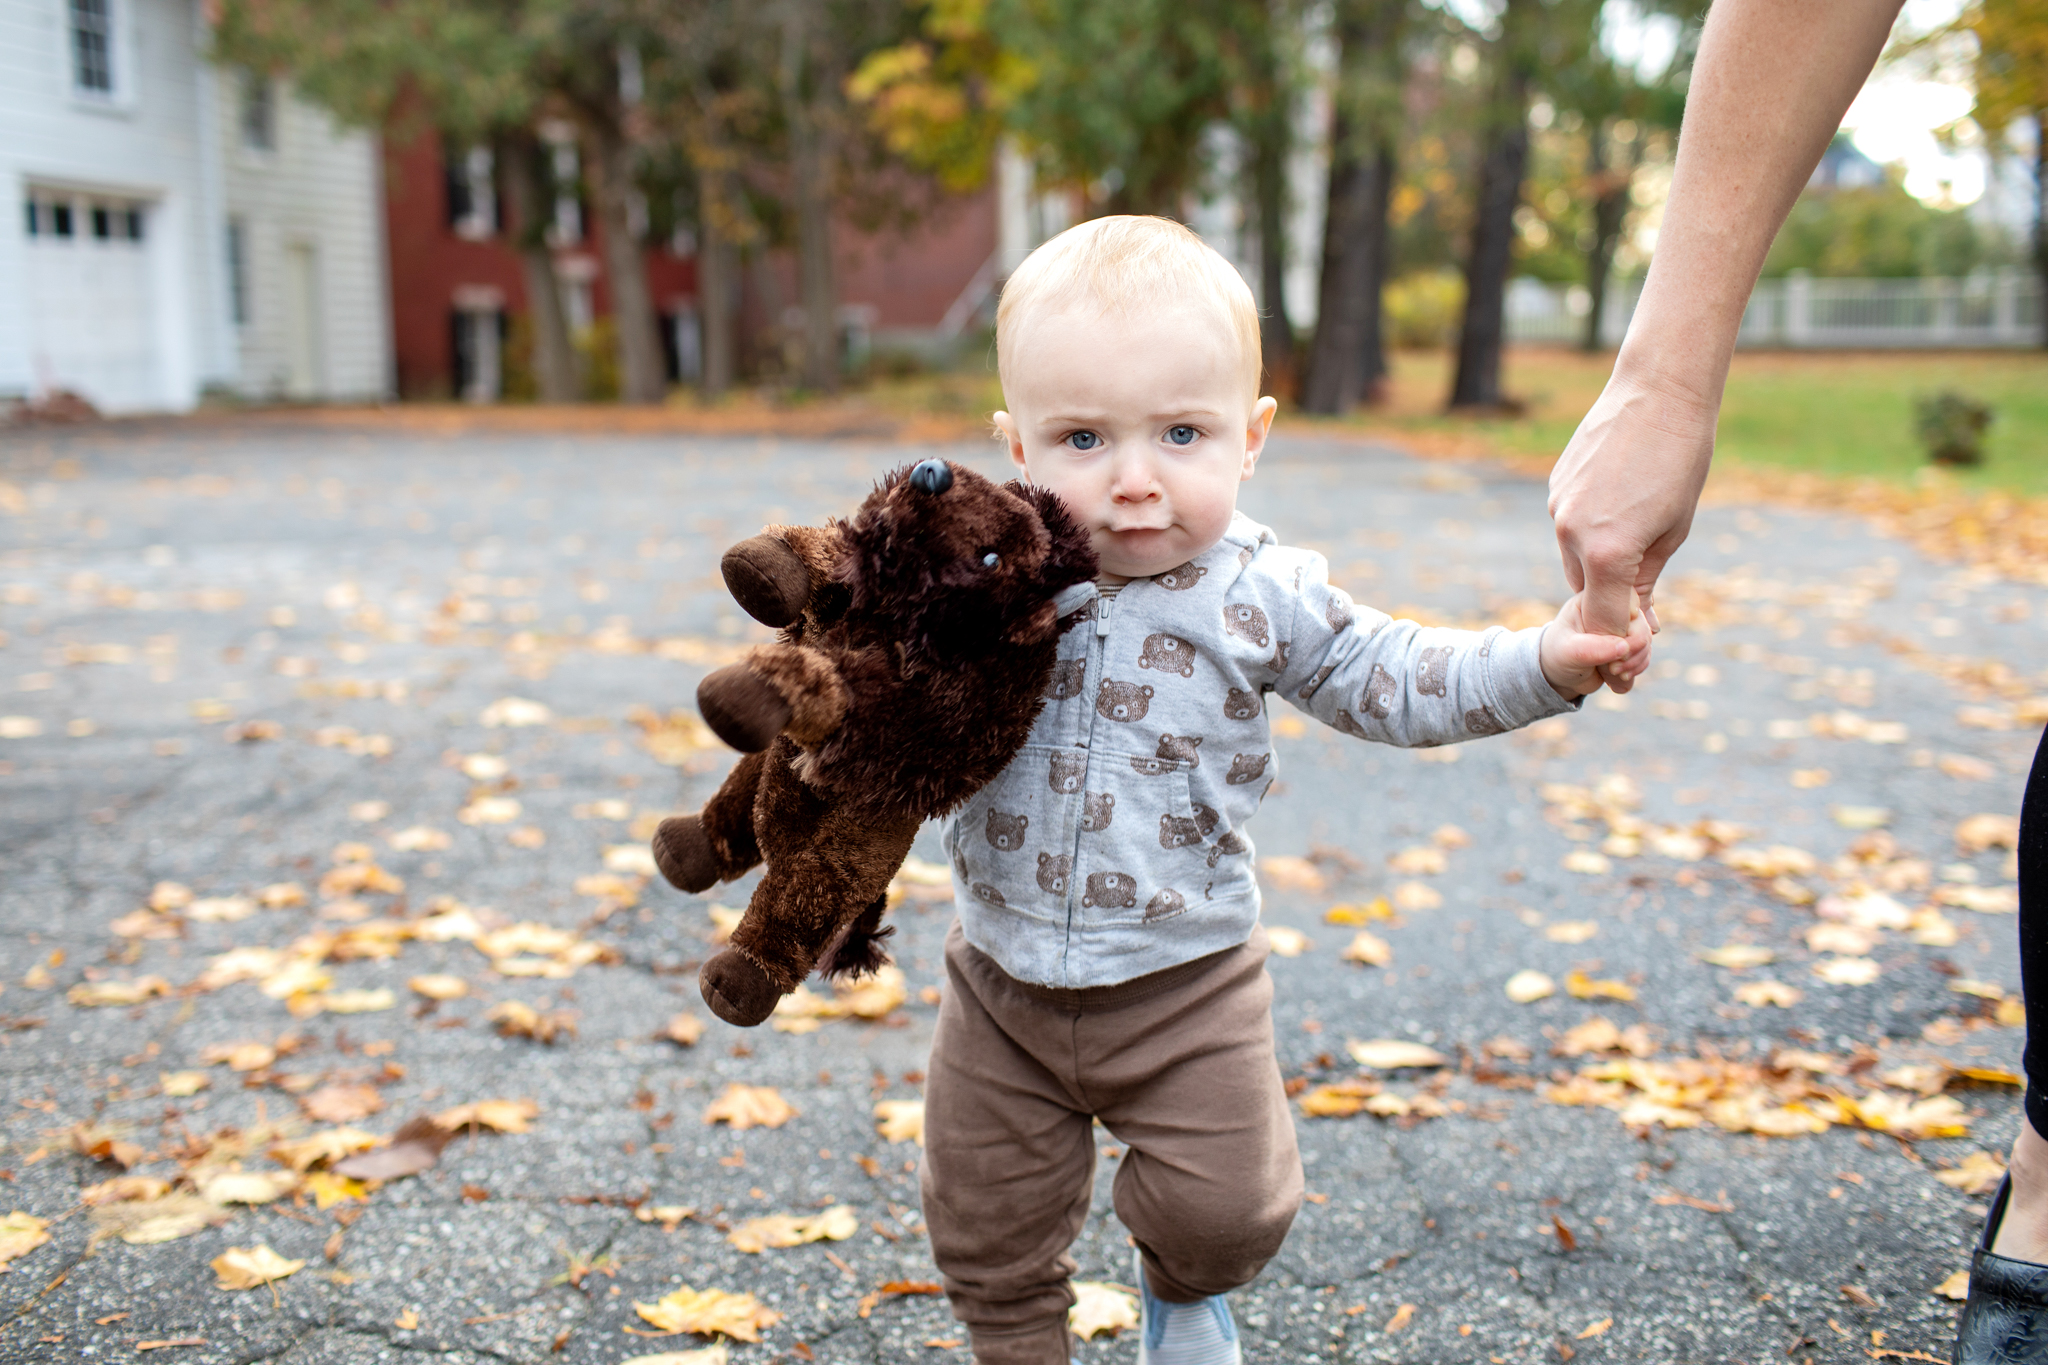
[1546,365,1717,693]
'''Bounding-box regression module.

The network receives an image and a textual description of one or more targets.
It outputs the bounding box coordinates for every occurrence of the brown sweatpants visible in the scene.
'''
[920,920,1303,1365]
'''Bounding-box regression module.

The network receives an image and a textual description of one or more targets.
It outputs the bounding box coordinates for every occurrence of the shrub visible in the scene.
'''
[1914,391,1994,466]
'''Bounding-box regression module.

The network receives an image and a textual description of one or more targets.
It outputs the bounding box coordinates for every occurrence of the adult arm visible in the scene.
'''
[1548,0,1905,687]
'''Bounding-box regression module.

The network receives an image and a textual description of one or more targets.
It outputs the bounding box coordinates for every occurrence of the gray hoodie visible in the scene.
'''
[941,509,1579,988]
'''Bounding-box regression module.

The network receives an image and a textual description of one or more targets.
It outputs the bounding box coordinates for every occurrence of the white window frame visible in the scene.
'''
[66,0,135,111]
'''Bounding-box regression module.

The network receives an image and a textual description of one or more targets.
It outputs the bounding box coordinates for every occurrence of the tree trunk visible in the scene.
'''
[1246,12,1294,381]
[1579,122,1632,355]
[497,128,579,402]
[1449,7,1532,412]
[1299,0,1402,414]
[2036,105,2046,351]
[584,116,668,403]
[696,164,739,398]
[780,6,840,394]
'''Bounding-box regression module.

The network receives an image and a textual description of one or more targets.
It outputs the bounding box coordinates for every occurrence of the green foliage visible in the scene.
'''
[1763,176,2013,278]
[1915,391,1995,465]
[1384,269,1465,347]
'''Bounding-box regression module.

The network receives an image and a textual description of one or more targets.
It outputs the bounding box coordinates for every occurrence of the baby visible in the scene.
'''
[920,216,1651,1365]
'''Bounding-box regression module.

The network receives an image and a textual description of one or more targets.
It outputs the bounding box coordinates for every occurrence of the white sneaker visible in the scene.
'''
[1133,1248,1242,1365]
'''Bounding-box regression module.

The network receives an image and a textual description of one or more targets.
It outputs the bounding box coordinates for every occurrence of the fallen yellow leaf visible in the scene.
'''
[1265,926,1311,957]
[1698,944,1774,970]
[875,1100,925,1145]
[1734,980,1802,1008]
[1565,971,1635,1002]
[703,1084,795,1130]
[1341,932,1391,967]
[726,1205,858,1253]
[1324,899,1391,925]
[211,1244,305,1290]
[1935,1268,1972,1301]
[0,1212,49,1269]
[1068,1282,1139,1340]
[1504,970,1555,1003]
[1345,1040,1447,1070]
[632,1286,781,1342]
[1259,856,1326,893]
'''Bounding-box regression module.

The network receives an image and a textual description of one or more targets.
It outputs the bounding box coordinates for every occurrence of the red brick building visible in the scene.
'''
[381,125,1000,400]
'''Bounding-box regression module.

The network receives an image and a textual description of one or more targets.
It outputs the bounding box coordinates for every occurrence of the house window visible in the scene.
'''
[226,219,249,326]
[239,71,275,150]
[70,0,113,95]
[25,194,78,238]
[445,144,497,240]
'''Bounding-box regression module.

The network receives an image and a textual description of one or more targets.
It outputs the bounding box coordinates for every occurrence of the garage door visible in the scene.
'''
[23,188,160,413]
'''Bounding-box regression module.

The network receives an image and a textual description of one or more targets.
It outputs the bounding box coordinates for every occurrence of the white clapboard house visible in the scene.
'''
[0,0,390,413]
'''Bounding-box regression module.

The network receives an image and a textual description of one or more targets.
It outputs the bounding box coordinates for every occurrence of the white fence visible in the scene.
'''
[1505,269,2044,349]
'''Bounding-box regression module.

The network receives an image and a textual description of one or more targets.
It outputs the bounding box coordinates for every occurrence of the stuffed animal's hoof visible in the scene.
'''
[723,535,814,628]
[700,950,782,1027]
[651,815,719,893]
[698,665,793,753]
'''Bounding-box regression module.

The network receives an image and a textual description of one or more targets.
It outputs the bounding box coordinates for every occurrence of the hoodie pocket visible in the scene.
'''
[949,744,1080,920]
[1074,749,1205,927]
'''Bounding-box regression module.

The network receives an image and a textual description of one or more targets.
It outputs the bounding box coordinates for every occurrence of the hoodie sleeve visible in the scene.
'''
[1258,544,1579,747]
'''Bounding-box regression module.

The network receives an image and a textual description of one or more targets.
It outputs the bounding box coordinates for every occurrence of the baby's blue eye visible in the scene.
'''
[1166,425,1197,446]
[1067,431,1101,451]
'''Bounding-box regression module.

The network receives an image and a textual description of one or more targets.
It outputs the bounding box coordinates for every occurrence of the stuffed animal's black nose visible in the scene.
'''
[908,459,953,495]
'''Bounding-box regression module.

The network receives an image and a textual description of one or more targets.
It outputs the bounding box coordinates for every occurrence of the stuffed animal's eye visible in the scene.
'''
[980,551,1001,568]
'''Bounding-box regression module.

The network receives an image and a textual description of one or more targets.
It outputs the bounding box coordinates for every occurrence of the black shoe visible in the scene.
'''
[1956,1175,2048,1362]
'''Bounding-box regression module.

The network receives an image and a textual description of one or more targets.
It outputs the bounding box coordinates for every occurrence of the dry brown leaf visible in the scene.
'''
[635,1205,696,1231]
[159,1071,209,1097]
[661,1013,704,1047]
[1341,931,1392,967]
[1387,846,1447,876]
[333,1116,452,1181]
[632,1286,781,1342]
[1068,1282,1139,1340]
[1259,856,1326,893]
[433,1098,539,1134]
[1346,1039,1447,1070]
[0,1212,49,1269]
[726,1205,858,1253]
[618,1348,730,1365]
[211,1244,305,1290]
[80,1176,171,1205]
[94,1193,229,1245]
[318,988,397,1015]
[68,976,170,1007]
[704,1084,796,1130]
[187,896,257,924]
[1433,824,1472,848]
[1391,881,1442,911]
[1384,1302,1416,1332]
[1936,1151,2008,1195]
[1813,957,1882,987]
[875,1099,925,1145]
[202,1041,278,1072]
[1576,1317,1612,1340]
[488,1000,577,1044]
[301,1085,385,1124]
[1264,926,1311,957]
[408,974,469,1001]
[70,1124,144,1168]
[1544,920,1599,944]
[199,1170,300,1205]
[1935,1268,1972,1301]
[271,1128,382,1172]
[1297,1081,1379,1118]
[1565,971,1635,1002]
[1698,945,1774,970]
[1505,970,1556,1003]
[1957,814,2021,855]
[1734,980,1803,1008]
[388,826,452,852]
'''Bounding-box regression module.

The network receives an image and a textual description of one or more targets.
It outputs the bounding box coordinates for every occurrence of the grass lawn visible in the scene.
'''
[1306,347,2048,496]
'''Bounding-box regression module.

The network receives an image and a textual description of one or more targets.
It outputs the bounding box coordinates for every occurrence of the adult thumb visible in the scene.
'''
[1579,553,1641,640]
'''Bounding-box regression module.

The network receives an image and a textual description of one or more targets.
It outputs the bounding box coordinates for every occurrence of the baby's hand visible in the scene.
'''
[1540,589,1652,699]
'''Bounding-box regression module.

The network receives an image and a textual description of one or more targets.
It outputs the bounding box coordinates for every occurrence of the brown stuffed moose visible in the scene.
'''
[652,458,1097,1026]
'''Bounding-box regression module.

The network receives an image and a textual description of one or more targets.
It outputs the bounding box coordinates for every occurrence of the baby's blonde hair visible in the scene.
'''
[996,216,1263,404]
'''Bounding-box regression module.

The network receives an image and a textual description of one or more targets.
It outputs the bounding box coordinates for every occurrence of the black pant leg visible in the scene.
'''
[2020,726,2048,1139]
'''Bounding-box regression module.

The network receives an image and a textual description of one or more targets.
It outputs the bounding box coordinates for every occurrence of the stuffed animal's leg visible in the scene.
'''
[651,749,766,894]
[697,643,849,754]
[721,524,839,628]
[699,811,918,1027]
